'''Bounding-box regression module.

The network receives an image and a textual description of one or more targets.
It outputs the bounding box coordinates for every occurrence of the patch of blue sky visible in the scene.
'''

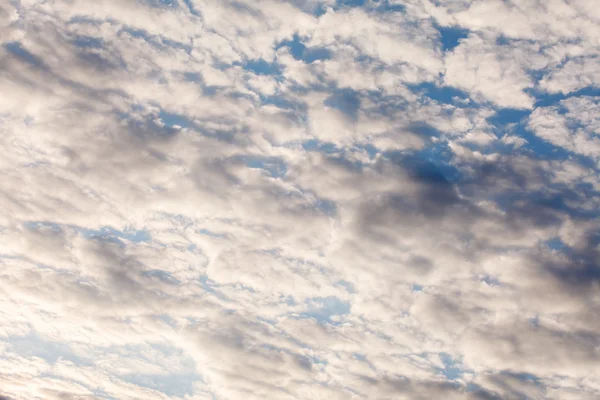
[91,389,119,400]
[336,0,366,7]
[142,0,179,7]
[258,247,281,258]
[314,198,337,217]
[120,343,195,366]
[495,188,600,221]
[352,353,377,370]
[277,34,331,64]
[155,212,195,229]
[139,108,238,142]
[158,110,194,129]
[481,276,501,287]
[25,223,146,268]
[372,0,406,12]
[119,26,155,40]
[8,333,92,366]
[484,108,586,163]
[413,151,462,184]
[324,88,361,121]
[327,0,405,12]
[71,35,103,49]
[0,253,18,261]
[508,371,541,385]
[35,373,117,400]
[81,233,122,246]
[120,372,201,397]
[156,0,177,6]
[22,160,50,168]
[182,0,201,15]
[335,279,356,294]
[465,382,495,395]
[198,274,216,292]
[407,82,472,106]
[152,109,239,140]
[411,284,423,292]
[257,344,325,369]
[4,42,46,69]
[438,353,465,381]
[306,353,329,367]
[125,103,145,115]
[312,3,329,17]
[531,138,595,168]
[182,75,219,96]
[231,282,256,293]
[259,94,304,112]
[524,65,550,86]
[469,135,560,165]
[546,237,567,251]
[23,221,62,232]
[153,314,178,328]
[301,143,368,173]
[280,294,296,306]
[386,141,463,184]
[302,139,340,154]
[544,233,600,261]
[241,155,288,178]
[258,94,309,124]
[161,37,192,54]
[183,72,202,83]
[66,15,103,25]
[573,182,600,203]
[239,58,282,77]
[257,316,278,327]
[299,296,350,324]
[435,24,470,52]
[495,35,512,46]
[355,143,380,159]
[197,228,226,239]
[407,121,444,140]
[529,315,540,327]
[119,27,191,53]
[487,108,530,127]
[78,226,151,244]
[143,270,181,285]
[359,89,412,118]
[198,275,229,300]
[529,85,600,108]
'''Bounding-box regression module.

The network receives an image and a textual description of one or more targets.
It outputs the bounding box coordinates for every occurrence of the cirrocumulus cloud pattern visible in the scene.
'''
[1,0,600,399]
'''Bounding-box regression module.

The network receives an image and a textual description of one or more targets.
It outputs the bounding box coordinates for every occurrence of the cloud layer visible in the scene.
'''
[1,0,600,399]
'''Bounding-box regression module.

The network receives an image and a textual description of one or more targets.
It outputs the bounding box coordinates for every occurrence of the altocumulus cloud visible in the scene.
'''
[1,0,600,399]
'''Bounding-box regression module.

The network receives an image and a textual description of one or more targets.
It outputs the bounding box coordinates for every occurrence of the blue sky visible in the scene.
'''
[1,0,600,399]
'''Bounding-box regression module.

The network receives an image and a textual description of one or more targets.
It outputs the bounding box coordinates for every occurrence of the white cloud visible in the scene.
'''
[540,57,600,94]
[444,33,545,108]
[529,96,600,158]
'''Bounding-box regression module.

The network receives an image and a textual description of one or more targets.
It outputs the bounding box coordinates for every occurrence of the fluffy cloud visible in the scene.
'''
[529,96,600,158]
[1,0,600,399]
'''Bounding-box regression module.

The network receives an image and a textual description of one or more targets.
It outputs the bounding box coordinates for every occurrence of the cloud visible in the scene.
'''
[540,57,600,95]
[443,32,545,109]
[529,96,600,158]
[1,0,600,399]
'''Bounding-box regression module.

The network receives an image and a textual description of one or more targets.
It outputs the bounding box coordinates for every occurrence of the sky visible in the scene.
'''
[1,0,600,399]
